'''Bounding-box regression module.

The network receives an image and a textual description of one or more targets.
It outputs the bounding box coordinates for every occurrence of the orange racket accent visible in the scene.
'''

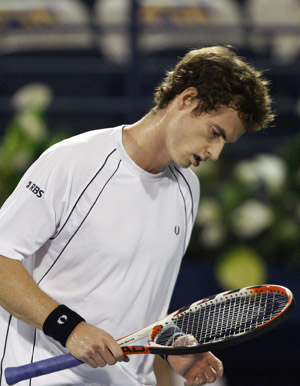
[248,284,289,296]
[149,325,163,342]
[122,346,150,354]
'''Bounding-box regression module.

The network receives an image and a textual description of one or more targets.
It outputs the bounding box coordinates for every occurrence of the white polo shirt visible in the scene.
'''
[0,126,200,386]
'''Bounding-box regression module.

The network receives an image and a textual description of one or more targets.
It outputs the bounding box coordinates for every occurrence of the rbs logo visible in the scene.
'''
[26,181,44,198]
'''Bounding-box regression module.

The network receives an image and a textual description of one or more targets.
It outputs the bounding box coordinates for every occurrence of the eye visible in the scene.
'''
[212,129,221,138]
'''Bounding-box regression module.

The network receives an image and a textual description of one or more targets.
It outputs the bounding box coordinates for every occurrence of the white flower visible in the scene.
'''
[234,154,287,194]
[12,83,53,112]
[234,160,260,186]
[196,198,221,226]
[17,110,47,142]
[196,199,225,248]
[231,200,274,238]
[254,154,287,193]
[198,222,225,248]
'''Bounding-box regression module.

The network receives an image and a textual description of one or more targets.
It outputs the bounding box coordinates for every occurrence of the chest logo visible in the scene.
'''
[174,225,180,236]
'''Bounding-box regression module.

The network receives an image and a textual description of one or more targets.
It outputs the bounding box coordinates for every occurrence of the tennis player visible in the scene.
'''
[0,46,273,386]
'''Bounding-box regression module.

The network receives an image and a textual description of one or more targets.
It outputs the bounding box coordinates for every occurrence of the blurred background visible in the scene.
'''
[0,0,299,385]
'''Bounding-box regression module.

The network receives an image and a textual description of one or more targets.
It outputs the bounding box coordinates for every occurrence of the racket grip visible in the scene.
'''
[5,353,82,385]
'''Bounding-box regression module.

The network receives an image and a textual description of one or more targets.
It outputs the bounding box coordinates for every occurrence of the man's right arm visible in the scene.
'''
[0,255,127,367]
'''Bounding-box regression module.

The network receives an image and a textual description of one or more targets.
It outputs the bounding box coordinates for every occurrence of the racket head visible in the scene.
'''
[129,284,294,356]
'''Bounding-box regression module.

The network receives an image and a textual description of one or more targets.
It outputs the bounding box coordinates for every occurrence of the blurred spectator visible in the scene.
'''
[0,0,92,54]
[95,0,245,63]
[246,0,300,62]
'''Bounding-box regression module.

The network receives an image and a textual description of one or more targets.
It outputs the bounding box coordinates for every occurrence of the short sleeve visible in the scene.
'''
[0,147,71,262]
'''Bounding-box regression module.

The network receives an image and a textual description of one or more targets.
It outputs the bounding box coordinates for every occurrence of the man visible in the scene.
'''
[0,46,273,386]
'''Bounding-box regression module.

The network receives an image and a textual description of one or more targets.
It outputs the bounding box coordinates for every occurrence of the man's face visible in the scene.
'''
[166,105,245,168]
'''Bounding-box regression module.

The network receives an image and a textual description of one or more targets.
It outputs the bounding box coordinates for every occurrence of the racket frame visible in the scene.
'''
[121,284,294,355]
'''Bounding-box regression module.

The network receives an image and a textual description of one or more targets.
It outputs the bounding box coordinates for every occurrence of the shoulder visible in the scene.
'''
[44,128,116,160]
[24,127,122,194]
[39,127,119,172]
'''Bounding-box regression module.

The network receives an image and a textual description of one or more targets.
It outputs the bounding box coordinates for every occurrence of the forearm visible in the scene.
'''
[0,255,126,367]
[0,255,58,330]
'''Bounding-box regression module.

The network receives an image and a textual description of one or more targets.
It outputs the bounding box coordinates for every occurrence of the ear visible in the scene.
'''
[177,87,198,110]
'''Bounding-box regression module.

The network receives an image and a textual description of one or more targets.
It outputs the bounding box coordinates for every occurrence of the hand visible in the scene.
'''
[66,322,129,368]
[167,335,223,386]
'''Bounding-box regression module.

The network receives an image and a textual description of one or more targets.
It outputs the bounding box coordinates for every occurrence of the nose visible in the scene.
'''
[207,142,225,161]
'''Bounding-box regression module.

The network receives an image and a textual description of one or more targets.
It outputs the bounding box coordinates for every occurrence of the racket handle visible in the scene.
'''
[5,347,133,385]
[5,353,82,385]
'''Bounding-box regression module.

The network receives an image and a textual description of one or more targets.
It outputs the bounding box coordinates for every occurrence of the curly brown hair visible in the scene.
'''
[153,46,274,133]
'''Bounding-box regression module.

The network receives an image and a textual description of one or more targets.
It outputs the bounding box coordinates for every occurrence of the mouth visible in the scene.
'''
[192,154,202,167]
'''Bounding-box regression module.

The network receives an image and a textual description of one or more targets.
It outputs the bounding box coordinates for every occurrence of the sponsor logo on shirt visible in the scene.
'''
[26,181,44,198]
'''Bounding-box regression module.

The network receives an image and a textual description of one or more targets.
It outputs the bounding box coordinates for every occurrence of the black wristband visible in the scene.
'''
[43,305,85,347]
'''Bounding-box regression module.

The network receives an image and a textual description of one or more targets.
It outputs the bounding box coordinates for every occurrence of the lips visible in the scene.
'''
[192,154,201,167]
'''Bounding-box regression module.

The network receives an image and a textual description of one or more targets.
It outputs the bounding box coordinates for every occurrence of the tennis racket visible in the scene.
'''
[5,284,294,385]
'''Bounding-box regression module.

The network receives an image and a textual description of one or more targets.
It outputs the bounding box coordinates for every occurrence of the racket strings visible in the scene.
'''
[172,292,288,344]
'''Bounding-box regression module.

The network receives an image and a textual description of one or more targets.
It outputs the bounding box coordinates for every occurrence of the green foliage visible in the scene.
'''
[189,135,300,273]
[0,85,67,206]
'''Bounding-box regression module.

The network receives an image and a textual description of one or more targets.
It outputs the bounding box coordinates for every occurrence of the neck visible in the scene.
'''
[122,110,171,174]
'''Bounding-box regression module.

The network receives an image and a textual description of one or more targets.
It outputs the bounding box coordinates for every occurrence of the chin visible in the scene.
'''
[175,161,190,169]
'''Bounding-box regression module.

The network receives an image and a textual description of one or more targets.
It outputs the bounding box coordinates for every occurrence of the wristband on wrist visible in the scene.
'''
[42,305,85,347]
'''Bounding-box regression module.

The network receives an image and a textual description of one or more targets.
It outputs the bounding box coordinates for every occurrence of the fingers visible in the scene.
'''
[82,344,120,368]
[184,370,218,386]
[182,352,223,386]
[204,366,217,383]
[66,322,129,368]
[173,334,198,347]
[207,352,223,378]
[184,376,207,386]
[84,350,128,369]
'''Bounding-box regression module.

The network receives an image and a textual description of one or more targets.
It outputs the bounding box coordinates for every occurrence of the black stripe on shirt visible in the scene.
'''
[38,158,122,285]
[173,165,195,222]
[168,166,188,254]
[51,148,117,240]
